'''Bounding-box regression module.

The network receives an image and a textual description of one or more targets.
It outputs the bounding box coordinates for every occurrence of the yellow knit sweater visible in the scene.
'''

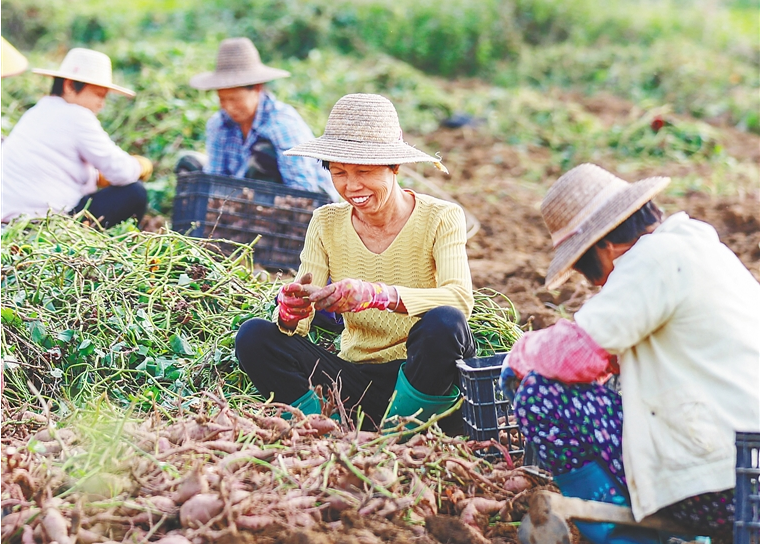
[277,192,474,363]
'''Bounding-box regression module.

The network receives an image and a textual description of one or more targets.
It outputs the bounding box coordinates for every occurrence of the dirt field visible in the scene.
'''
[412,93,760,330]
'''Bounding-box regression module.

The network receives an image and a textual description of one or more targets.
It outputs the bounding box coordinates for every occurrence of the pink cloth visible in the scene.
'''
[509,319,618,384]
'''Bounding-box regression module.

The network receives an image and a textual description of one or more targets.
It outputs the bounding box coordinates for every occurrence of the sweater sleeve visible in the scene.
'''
[273,209,330,337]
[394,204,474,317]
[574,237,682,354]
[75,109,141,185]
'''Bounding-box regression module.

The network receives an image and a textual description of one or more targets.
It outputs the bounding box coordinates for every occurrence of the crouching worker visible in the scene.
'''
[235,93,475,433]
[2,48,153,228]
[186,38,339,202]
[500,164,759,542]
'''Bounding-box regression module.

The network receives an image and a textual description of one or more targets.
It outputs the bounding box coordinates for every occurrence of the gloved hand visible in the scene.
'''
[96,171,111,188]
[310,278,390,314]
[132,155,154,181]
[277,273,318,329]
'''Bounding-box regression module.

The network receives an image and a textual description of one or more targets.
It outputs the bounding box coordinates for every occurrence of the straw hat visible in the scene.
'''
[1,37,28,78]
[32,47,134,97]
[190,38,290,91]
[284,93,447,171]
[541,163,670,289]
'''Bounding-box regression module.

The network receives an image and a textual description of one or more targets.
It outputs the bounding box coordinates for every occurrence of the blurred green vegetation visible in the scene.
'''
[1,0,758,213]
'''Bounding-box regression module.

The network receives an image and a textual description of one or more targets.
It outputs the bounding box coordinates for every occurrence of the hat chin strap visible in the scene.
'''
[550,183,622,248]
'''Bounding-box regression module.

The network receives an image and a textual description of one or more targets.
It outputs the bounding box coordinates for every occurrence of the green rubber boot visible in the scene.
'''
[284,389,341,422]
[283,389,322,419]
[383,364,460,433]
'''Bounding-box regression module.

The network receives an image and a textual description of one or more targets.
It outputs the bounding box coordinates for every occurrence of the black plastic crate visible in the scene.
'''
[735,431,760,544]
[172,172,330,271]
[457,353,529,462]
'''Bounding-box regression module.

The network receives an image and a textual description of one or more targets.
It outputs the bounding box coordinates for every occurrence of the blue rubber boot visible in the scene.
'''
[383,364,460,433]
[553,460,661,544]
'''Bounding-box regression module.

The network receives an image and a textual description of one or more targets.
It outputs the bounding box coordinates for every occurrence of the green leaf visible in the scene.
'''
[78,339,95,356]
[178,273,192,286]
[57,330,75,342]
[169,333,192,355]
[1,308,22,326]
[29,321,48,345]
[50,368,63,379]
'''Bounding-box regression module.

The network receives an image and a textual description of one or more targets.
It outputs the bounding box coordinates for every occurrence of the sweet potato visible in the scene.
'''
[76,528,104,544]
[42,507,72,544]
[173,465,209,505]
[503,471,533,494]
[179,493,223,527]
[304,415,338,435]
[459,497,505,529]
[1,509,37,540]
[154,535,193,544]
[236,515,275,531]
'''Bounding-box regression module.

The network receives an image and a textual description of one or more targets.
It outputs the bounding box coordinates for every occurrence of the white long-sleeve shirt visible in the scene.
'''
[2,96,141,221]
[575,212,760,520]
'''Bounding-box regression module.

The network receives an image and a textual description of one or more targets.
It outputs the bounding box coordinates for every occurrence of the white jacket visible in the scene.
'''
[575,212,760,520]
[2,96,141,221]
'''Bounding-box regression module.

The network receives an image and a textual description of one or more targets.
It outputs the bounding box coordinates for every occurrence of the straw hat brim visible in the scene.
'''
[1,39,28,78]
[545,175,670,290]
[32,68,135,97]
[284,136,442,166]
[189,67,291,90]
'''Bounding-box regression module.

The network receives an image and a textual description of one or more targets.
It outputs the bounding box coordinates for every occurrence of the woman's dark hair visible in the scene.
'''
[573,200,663,283]
[51,77,87,96]
[321,160,400,172]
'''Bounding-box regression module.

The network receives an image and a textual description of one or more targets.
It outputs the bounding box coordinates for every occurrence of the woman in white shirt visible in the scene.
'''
[2,48,153,227]
[501,164,759,542]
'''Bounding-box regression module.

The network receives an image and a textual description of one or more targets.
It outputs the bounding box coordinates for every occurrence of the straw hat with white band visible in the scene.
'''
[32,47,134,97]
[1,37,28,78]
[541,163,670,290]
[190,38,290,91]
[284,93,448,172]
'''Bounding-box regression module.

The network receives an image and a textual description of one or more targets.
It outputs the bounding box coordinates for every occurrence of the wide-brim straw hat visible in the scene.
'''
[2,37,28,78]
[541,163,670,289]
[32,47,134,97]
[190,38,290,90]
[284,93,448,172]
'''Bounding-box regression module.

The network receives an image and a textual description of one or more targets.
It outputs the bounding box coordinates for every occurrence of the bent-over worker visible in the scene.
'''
[2,48,153,227]
[501,163,759,542]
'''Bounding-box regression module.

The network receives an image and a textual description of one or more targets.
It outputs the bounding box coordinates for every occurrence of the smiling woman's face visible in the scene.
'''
[328,163,398,215]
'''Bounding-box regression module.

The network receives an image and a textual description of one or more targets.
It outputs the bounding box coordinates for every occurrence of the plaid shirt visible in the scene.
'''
[204,91,338,201]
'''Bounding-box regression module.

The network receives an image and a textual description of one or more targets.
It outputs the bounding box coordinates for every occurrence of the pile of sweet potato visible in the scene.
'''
[1,396,555,544]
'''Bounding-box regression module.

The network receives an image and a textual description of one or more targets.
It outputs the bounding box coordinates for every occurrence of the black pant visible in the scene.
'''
[72,182,147,228]
[235,306,476,430]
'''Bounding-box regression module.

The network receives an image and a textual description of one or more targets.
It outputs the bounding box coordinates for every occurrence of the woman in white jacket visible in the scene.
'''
[502,164,759,542]
[2,48,152,227]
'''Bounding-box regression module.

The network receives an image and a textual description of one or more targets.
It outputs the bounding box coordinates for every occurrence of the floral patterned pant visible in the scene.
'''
[514,372,735,538]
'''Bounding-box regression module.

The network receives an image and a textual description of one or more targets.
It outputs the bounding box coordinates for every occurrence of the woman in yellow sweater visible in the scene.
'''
[235,93,475,431]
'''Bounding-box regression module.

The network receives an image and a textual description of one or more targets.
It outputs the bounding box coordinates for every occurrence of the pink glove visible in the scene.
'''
[310,278,390,314]
[277,274,317,329]
[509,319,617,384]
